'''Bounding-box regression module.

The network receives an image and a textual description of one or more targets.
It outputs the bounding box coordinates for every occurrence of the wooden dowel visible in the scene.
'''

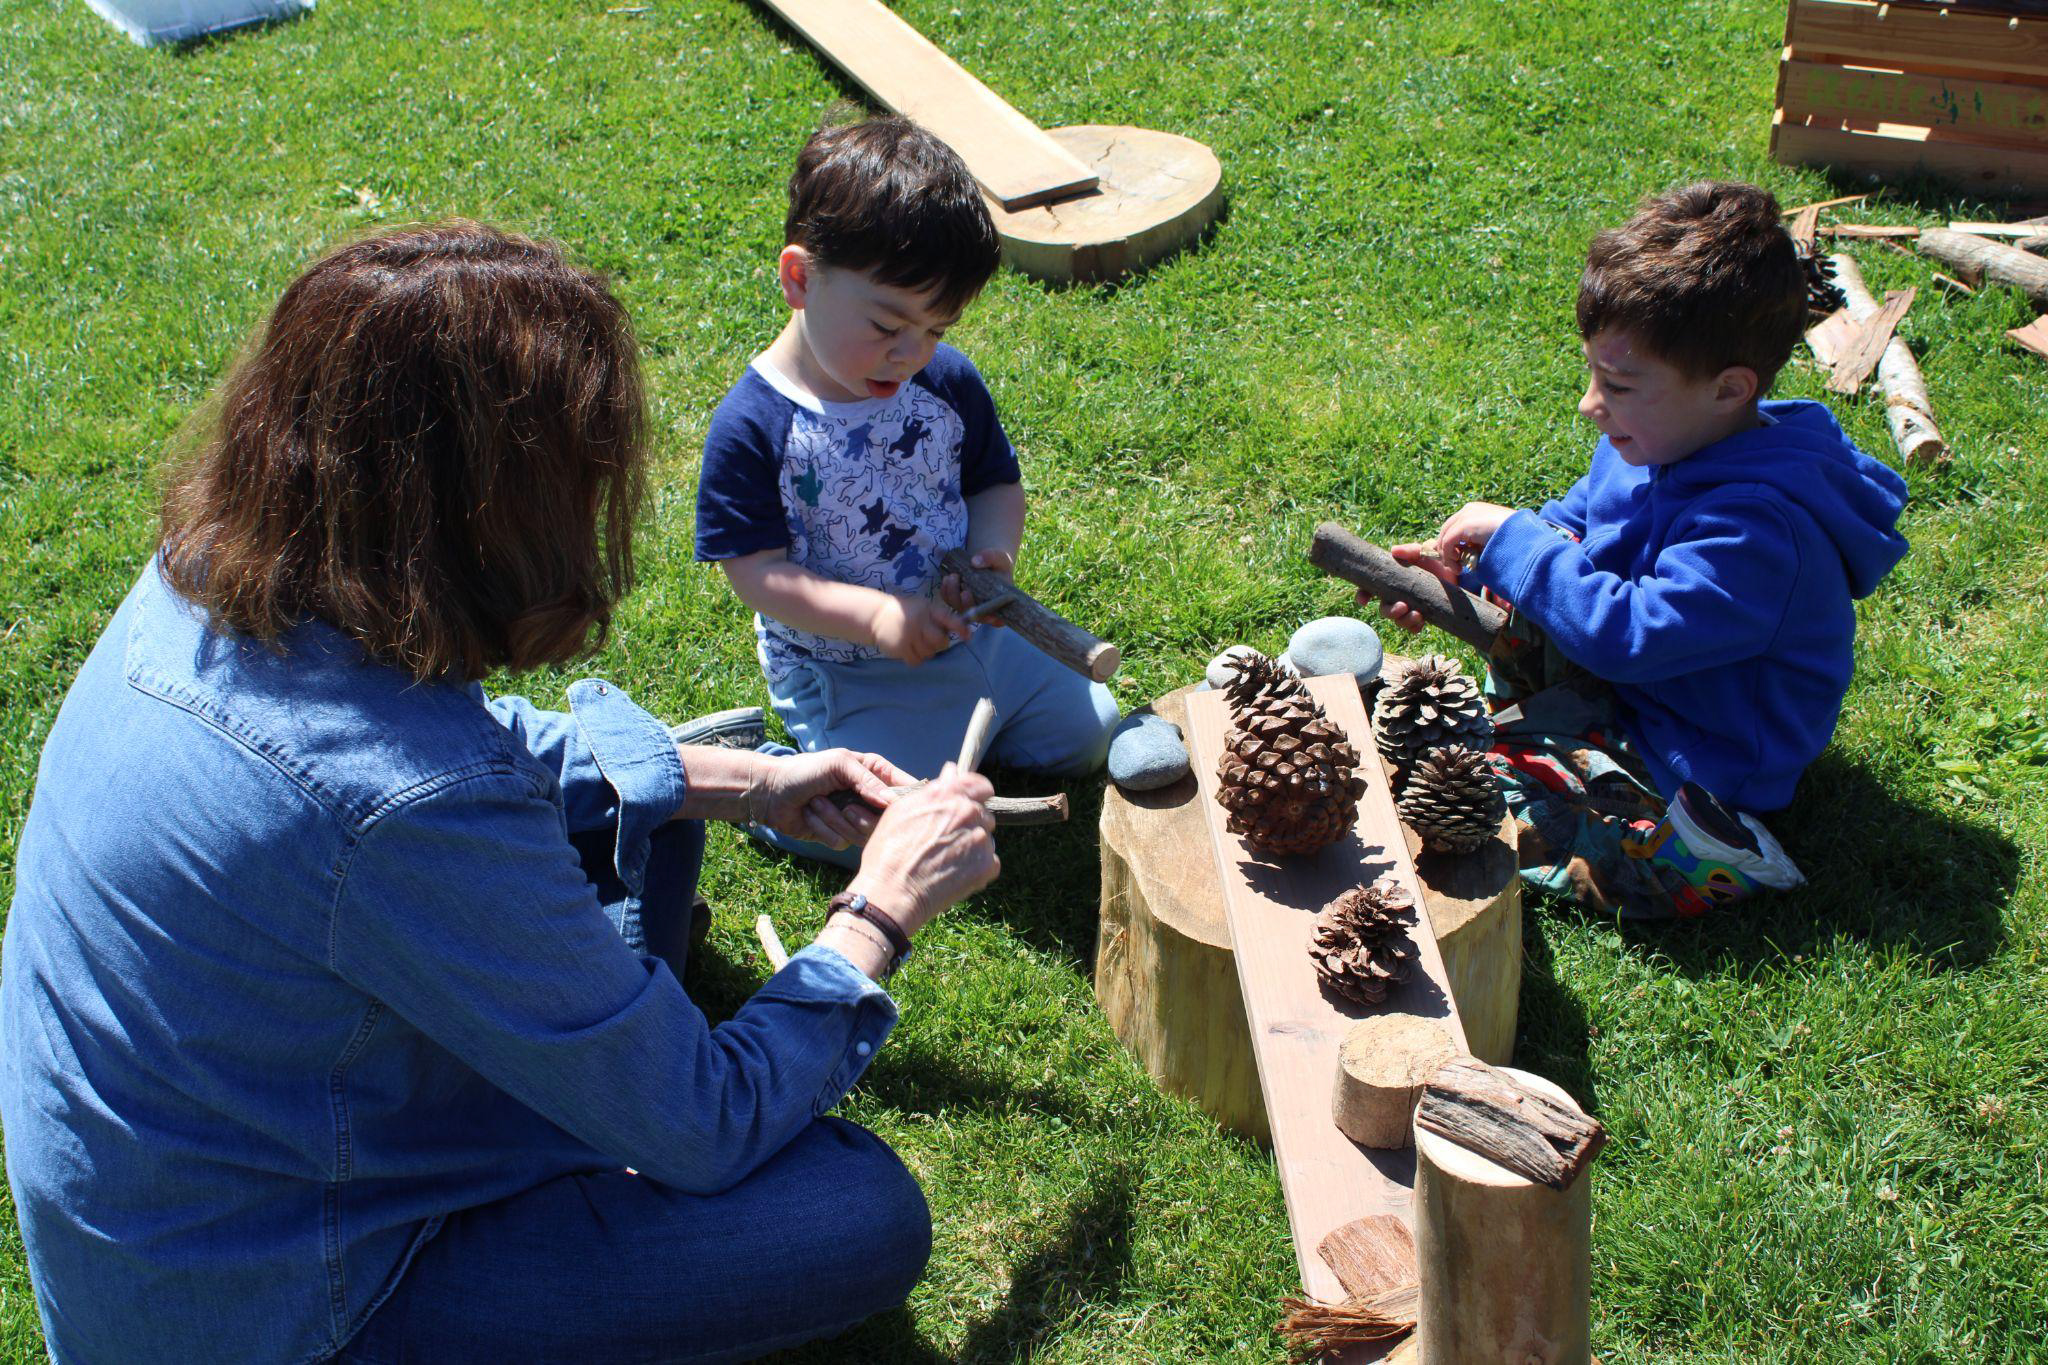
[957,696,998,773]
[1916,228,2048,307]
[1306,523,1508,655]
[828,783,1070,826]
[940,548,1121,682]
[755,914,790,970]
[1830,254,1950,467]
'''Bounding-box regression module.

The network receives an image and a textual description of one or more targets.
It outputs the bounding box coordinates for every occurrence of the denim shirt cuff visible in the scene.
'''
[565,679,689,892]
[769,944,898,1111]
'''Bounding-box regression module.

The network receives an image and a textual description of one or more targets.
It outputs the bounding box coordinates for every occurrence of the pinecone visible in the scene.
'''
[1399,744,1507,854]
[1215,654,1368,857]
[1371,654,1492,779]
[1310,878,1418,1008]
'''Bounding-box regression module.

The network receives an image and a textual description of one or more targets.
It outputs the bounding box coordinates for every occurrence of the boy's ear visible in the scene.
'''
[777,246,813,310]
[1713,365,1760,408]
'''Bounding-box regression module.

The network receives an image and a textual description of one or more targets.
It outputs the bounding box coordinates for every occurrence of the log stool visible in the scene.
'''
[1094,675,1521,1141]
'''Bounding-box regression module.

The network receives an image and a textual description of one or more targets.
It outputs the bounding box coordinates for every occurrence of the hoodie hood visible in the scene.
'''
[1665,399,1909,598]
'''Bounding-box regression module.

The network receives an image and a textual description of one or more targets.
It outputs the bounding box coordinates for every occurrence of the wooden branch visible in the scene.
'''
[1306,523,1508,655]
[1414,1057,1606,1192]
[957,696,997,773]
[1829,254,1950,467]
[1781,191,1868,217]
[1916,228,2048,307]
[754,914,790,970]
[1825,287,1915,395]
[939,548,1120,682]
[829,782,1070,826]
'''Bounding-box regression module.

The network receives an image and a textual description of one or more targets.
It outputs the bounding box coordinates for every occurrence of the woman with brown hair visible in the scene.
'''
[0,222,994,1363]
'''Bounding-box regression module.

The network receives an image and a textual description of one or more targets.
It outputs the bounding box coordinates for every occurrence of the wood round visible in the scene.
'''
[1093,674,1521,1142]
[1414,1067,1592,1365]
[991,125,1224,285]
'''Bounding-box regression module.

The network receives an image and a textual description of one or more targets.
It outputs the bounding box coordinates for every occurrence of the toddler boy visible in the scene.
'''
[695,116,1119,865]
[1382,181,1909,917]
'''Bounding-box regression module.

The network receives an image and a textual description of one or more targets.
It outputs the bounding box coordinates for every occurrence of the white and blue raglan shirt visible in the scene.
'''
[694,344,1022,684]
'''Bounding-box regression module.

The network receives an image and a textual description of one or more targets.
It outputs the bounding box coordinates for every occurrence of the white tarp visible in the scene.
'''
[84,0,314,46]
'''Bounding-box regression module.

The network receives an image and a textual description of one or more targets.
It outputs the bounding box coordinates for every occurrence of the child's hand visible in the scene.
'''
[1432,502,1515,567]
[871,594,971,666]
[940,549,1015,628]
[1371,542,1454,633]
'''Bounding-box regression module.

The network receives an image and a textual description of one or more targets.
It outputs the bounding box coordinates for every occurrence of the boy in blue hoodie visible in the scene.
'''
[1379,182,1909,917]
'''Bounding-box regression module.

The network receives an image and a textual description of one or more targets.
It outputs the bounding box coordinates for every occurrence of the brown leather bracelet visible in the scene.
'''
[826,891,912,976]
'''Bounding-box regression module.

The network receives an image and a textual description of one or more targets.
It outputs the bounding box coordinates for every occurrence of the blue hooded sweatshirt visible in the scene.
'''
[1469,399,1908,813]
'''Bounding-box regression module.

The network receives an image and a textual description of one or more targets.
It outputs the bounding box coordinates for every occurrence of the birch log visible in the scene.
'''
[1916,229,2048,308]
[1829,254,1950,466]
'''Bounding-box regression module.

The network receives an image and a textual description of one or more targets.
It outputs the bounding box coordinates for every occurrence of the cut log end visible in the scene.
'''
[1332,1016,1459,1149]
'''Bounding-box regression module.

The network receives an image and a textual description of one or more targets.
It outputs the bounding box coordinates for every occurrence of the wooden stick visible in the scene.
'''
[939,548,1121,682]
[1829,254,1950,467]
[1825,288,1915,395]
[1916,228,2048,307]
[957,697,997,773]
[754,914,790,970]
[1948,221,2048,238]
[1820,223,1920,240]
[1781,191,1868,217]
[1415,1057,1605,1191]
[1307,523,1509,655]
[829,783,1070,826]
[959,590,1017,623]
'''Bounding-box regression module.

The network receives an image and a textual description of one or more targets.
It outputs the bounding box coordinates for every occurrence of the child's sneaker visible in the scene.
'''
[668,706,766,750]
[1623,781,1805,916]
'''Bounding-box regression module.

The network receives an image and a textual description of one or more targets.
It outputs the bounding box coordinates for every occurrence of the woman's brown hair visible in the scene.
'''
[159,221,646,682]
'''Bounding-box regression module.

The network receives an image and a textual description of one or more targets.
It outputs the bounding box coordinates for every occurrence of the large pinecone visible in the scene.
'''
[1215,655,1367,857]
[1399,744,1507,854]
[1372,654,1492,777]
[1310,878,1418,1008]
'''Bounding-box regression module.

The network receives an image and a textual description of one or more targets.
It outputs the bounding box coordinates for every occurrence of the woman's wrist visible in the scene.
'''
[672,746,767,823]
[814,918,894,980]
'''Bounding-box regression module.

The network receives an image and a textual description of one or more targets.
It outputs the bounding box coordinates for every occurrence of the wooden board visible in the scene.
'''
[1774,115,2048,194]
[757,0,1096,211]
[1786,0,2048,81]
[1186,677,1468,1309]
[1780,58,2048,148]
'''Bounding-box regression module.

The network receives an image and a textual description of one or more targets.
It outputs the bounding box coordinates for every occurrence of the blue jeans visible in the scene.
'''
[333,823,932,1364]
[758,626,1121,868]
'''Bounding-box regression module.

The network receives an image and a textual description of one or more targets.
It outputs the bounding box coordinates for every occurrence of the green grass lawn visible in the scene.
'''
[4,0,2046,1359]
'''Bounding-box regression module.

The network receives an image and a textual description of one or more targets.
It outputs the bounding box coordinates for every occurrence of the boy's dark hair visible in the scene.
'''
[1577,181,1807,392]
[784,114,1001,317]
[160,221,646,683]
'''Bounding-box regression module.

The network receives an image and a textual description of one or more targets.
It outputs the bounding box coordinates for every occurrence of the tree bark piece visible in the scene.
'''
[830,783,1069,826]
[940,548,1120,681]
[1414,1065,1596,1365]
[2010,316,2048,361]
[1318,1214,1417,1299]
[1828,254,1951,466]
[1825,287,1915,394]
[1415,1057,1606,1191]
[1333,1016,1458,1149]
[1307,524,1509,655]
[1916,228,2048,307]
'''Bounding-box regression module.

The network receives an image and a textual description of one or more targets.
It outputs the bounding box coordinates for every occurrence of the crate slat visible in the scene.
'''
[1774,112,2048,191]
[1788,0,2048,81]
[1780,58,2048,145]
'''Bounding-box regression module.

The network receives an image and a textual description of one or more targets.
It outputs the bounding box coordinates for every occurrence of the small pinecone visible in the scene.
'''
[1310,878,1418,1009]
[1799,246,1847,317]
[1215,655,1368,857]
[1371,654,1493,777]
[1399,745,1507,854]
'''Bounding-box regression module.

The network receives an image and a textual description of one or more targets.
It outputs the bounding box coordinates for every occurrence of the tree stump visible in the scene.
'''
[1093,671,1521,1142]
[1332,1016,1458,1150]
[1413,1066,1593,1365]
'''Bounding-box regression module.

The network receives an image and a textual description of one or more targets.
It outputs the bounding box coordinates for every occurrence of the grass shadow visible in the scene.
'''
[164,6,313,56]
[767,1166,1139,1364]
[1513,907,1599,1112]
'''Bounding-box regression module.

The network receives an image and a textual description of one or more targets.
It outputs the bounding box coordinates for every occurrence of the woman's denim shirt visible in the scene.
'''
[0,564,895,1363]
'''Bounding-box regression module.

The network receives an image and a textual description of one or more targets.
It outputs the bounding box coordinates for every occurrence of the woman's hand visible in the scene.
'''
[1368,503,1516,634]
[939,548,1015,628]
[870,594,971,666]
[747,749,913,850]
[843,764,998,936]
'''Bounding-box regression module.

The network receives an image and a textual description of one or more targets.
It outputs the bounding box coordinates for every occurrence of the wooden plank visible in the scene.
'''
[1773,116,2048,193]
[1826,287,1916,393]
[757,0,1097,211]
[1787,0,2048,80]
[1951,219,2048,234]
[2008,314,2048,358]
[1779,57,2048,146]
[1185,677,1468,1309]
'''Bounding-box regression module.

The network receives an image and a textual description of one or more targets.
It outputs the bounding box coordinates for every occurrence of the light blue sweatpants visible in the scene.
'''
[755,625,1121,868]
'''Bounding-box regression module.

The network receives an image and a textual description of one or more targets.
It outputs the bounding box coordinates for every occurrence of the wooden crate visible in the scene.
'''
[1772,0,2048,195]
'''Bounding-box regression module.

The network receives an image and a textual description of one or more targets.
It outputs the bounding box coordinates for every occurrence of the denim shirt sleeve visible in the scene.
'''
[483,680,685,840]
[327,764,896,1194]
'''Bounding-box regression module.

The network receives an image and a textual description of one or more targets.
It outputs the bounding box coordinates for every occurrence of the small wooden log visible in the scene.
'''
[1916,228,2048,307]
[1332,1016,1458,1149]
[1414,1064,1597,1365]
[939,548,1120,681]
[1307,524,1509,655]
[2018,235,2048,257]
[1829,254,1950,467]
[1825,287,1915,395]
[829,783,1069,826]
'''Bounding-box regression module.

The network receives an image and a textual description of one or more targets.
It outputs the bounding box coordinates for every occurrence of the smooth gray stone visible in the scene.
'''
[1286,616,1385,684]
[1108,715,1192,791]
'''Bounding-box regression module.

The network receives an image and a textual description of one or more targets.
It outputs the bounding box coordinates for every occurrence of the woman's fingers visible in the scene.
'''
[803,796,858,849]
